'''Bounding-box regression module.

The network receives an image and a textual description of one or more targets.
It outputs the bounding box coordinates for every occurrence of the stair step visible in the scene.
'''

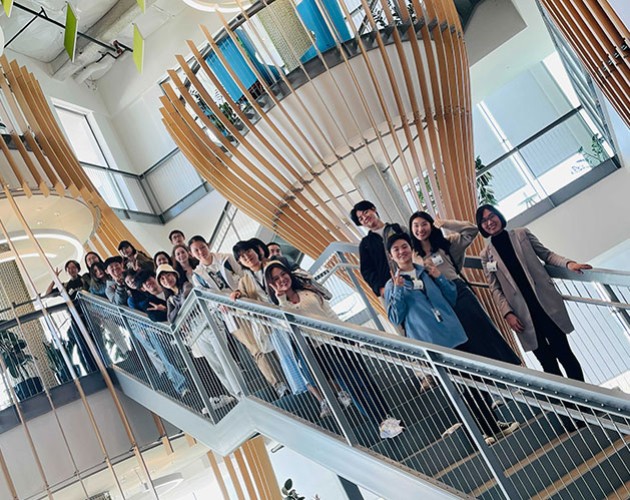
[477,425,616,499]
[438,411,569,495]
[369,407,459,461]
[402,425,475,477]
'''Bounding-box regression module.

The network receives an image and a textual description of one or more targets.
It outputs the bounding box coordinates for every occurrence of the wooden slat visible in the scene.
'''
[207,451,230,500]
[224,454,246,500]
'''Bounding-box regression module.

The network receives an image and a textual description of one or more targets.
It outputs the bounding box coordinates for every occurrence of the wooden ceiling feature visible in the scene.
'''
[539,0,630,128]
[0,56,145,255]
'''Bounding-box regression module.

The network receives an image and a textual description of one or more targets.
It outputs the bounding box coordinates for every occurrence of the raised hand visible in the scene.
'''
[147,302,166,312]
[230,290,242,301]
[391,269,404,287]
[425,262,441,279]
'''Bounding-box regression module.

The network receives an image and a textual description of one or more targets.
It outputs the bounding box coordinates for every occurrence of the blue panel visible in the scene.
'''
[205,37,259,101]
[297,0,351,59]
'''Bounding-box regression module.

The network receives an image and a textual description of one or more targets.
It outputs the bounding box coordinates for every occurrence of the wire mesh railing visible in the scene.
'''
[75,284,630,499]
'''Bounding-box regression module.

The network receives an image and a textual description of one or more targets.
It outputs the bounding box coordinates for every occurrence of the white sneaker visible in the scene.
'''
[483,434,496,445]
[441,422,463,439]
[210,395,236,410]
[497,421,520,437]
[337,390,352,408]
[379,417,404,439]
[275,383,290,398]
[319,400,332,419]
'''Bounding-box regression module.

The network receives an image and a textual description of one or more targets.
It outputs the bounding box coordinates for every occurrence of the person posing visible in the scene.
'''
[265,260,403,437]
[172,244,199,285]
[156,264,239,405]
[350,200,405,299]
[118,241,154,272]
[134,270,169,322]
[88,262,108,298]
[409,212,520,365]
[104,256,129,306]
[385,233,519,445]
[45,260,87,300]
[169,229,186,248]
[476,205,591,381]
[82,252,102,288]
[153,251,172,269]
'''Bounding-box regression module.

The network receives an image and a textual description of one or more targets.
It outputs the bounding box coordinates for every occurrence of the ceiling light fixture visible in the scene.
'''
[0,252,57,264]
[181,0,251,13]
[0,231,84,261]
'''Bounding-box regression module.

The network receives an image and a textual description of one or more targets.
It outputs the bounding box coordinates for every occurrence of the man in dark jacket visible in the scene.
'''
[350,200,405,298]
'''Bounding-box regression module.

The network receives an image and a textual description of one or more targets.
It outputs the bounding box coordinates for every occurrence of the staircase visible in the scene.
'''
[79,288,630,500]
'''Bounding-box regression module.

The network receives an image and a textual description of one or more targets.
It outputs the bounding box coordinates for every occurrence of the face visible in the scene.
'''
[142,276,161,295]
[355,208,380,230]
[170,233,185,246]
[190,241,210,262]
[159,272,178,290]
[389,239,413,266]
[65,262,80,278]
[124,275,137,289]
[85,253,100,268]
[93,267,104,279]
[480,209,503,237]
[107,262,124,280]
[155,254,169,267]
[174,246,189,264]
[269,267,292,294]
[121,245,134,257]
[411,217,432,241]
[268,244,282,258]
[238,248,260,269]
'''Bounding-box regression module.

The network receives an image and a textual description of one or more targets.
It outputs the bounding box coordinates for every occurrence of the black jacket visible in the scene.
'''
[359,223,405,296]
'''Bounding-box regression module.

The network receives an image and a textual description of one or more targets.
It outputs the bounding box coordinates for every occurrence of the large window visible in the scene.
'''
[473,52,615,219]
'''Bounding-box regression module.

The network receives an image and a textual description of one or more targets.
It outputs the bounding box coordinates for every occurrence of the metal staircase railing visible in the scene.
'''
[77,273,630,499]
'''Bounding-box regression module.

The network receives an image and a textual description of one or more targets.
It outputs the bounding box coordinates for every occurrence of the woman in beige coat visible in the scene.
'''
[476,204,591,381]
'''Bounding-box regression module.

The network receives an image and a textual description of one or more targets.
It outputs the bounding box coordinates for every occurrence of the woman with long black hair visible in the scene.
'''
[409,211,520,365]
[172,244,199,285]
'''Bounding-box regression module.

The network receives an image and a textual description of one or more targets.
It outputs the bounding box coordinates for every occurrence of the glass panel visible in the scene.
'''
[482,156,539,219]
[519,113,610,197]
[55,107,108,166]
[112,174,154,213]
[145,152,204,211]
[82,167,126,209]
[472,106,506,165]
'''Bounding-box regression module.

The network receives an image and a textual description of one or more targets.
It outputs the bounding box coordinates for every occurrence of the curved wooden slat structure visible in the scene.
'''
[539,0,630,128]
[161,0,520,353]
[0,56,145,255]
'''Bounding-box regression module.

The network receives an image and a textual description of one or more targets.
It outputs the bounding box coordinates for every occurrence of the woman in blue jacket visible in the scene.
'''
[385,233,519,445]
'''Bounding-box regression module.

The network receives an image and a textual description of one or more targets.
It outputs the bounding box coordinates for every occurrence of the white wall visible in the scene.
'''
[97,5,224,174]
[122,189,227,255]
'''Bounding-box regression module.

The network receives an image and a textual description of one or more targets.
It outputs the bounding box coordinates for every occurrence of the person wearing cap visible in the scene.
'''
[476,204,591,381]
[156,263,241,402]
[104,256,128,305]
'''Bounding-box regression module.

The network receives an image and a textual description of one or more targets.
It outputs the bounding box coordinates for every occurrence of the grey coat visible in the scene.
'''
[480,228,574,352]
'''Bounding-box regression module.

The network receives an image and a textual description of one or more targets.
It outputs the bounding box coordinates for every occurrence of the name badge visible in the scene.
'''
[431,253,444,266]
[433,308,443,323]
[412,278,424,290]
[486,261,498,273]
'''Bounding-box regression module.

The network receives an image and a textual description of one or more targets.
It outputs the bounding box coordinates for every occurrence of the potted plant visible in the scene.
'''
[0,329,43,401]
[43,336,78,384]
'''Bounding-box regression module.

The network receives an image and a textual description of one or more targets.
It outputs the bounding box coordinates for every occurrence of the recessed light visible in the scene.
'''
[54,212,60,217]
[36,220,43,225]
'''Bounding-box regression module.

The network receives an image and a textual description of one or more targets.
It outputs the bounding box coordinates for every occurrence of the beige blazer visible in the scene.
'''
[480,228,574,352]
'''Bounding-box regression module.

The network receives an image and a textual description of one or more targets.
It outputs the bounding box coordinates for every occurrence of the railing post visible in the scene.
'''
[337,251,384,330]
[196,294,249,397]
[169,327,220,423]
[426,353,520,500]
[283,312,359,446]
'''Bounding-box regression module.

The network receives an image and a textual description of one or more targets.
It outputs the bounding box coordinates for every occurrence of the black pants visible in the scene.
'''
[532,312,584,382]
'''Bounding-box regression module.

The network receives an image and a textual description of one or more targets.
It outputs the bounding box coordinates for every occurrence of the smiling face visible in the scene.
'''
[238,248,261,270]
[268,244,282,258]
[174,246,190,264]
[355,208,381,230]
[142,276,161,295]
[85,253,100,268]
[124,275,137,290]
[480,209,503,237]
[268,267,292,294]
[190,240,211,263]
[411,217,432,241]
[155,254,169,267]
[389,238,413,267]
[159,272,178,290]
[66,262,80,279]
[107,262,124,280]
[93,266,104,280]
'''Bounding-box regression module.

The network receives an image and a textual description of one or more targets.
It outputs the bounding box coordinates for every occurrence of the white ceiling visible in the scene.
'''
[0,0,188,81]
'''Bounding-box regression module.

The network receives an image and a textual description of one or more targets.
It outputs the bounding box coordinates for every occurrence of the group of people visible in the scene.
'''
[47,201,591,446]
[352,200,591,444]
